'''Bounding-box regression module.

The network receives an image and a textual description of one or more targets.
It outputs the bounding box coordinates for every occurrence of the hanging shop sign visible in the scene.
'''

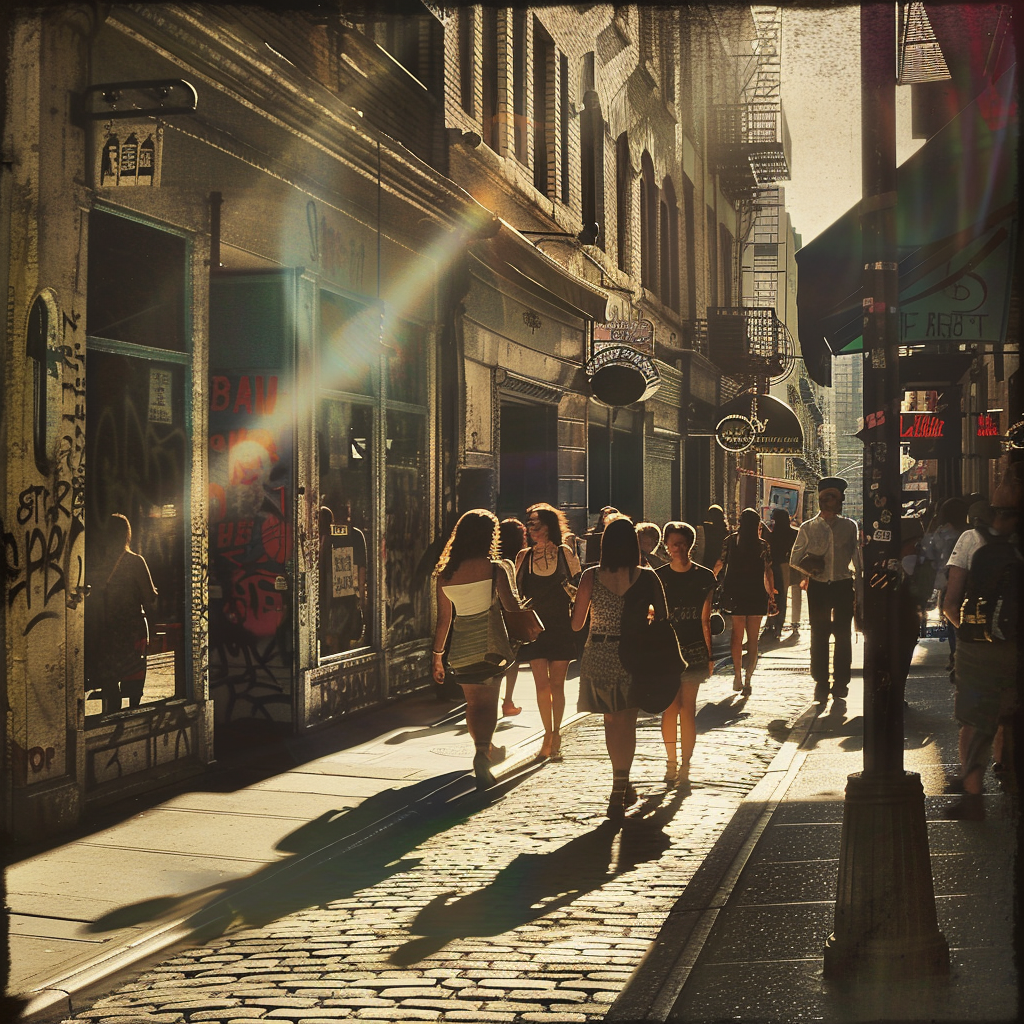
[1006,420,1024,449]
[900,413,945,438]
[586,319,660,406]
[714,392,803,454]
[976,413,1000,437]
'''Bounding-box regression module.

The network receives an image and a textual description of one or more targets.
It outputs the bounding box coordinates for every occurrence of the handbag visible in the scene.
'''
[618,570,688,715]
[447,569,516,681]
[558,545,581,602]
[502,603,544,643]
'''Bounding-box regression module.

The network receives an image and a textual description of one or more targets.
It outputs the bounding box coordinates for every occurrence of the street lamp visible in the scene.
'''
[822,4,948,980]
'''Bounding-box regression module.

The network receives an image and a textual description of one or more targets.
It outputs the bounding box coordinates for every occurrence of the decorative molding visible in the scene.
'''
[495,367,564,405]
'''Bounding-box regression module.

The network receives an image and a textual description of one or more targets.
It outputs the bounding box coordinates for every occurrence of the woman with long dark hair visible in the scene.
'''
[572,516,668,819]
[432,510,522,788]
[515,502,581,760]
[498,517,528,717]
[714,508,775,695]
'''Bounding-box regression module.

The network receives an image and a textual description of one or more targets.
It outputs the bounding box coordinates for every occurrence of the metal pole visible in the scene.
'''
[822,2,948,979]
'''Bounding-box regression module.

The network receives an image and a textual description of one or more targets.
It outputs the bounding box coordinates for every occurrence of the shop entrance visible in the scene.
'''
[498,400,557,517]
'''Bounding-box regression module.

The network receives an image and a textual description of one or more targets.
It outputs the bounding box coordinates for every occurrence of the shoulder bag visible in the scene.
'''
[619,570,688,715]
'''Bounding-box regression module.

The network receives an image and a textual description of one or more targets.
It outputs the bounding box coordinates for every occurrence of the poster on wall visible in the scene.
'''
[762,477,803,519]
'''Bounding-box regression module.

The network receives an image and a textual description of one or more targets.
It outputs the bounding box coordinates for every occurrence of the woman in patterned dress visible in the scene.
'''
[571,515,668,819]
[515,502,581,760]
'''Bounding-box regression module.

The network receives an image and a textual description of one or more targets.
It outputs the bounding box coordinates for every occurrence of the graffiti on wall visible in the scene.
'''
[5,316,87,636]
[208,373,294,722]
[305,654,379,726]
[87,700,196,786]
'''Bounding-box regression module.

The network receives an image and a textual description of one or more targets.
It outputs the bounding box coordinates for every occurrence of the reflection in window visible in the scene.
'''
[386,320,426,406]
[385,410,429,645]
[320,291,377,397]
[318,399,374,657]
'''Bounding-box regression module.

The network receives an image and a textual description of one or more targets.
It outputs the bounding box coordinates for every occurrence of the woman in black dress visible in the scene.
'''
[714,508,775,695]
[765,508,798,639]
[515,502,581,760]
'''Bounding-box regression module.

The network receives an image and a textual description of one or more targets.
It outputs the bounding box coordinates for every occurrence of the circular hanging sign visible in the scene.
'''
[715,414,756,453]
[584,344,661,406]
[1006,419,1024,449]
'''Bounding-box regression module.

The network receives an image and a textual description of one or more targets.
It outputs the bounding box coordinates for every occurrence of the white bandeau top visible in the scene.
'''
[441,578,492,615]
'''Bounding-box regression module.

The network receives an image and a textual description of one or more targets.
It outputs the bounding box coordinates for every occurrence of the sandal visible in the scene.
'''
[549,735,563,763]
[473,750,496,790]
[502,699,522,717]
[663,759,678,783]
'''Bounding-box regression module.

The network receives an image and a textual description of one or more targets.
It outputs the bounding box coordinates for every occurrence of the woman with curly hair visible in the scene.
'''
[432,509,523,788]
[515,502,582,760]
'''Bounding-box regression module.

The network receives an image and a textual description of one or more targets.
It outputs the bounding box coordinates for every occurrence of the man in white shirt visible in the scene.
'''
[790,477,864,704]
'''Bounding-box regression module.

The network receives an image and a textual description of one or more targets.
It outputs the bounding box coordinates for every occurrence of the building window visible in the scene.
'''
[580,83,604,248]
[683,176,696,319]
[661,177,679,311]
[482,7,499,151]
[459,7,474,115]
[615,133,630,273]
[559,52,570,203]
[640,151,658,294]
[533,20,554,194]
[706,206,718,309]
[512,9,528,163]
[385,17,421,81]
[720,225,733,307]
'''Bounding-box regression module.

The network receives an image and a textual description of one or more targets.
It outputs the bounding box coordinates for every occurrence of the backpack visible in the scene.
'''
[958,531,1022,643]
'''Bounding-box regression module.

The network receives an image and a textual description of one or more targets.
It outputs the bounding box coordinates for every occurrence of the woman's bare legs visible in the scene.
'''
[502,663,521,715]
[660,688,681,779]
[730,616,745,689]
[744,615,764,692]
[531,659,570,757]
[604,707,640,817]
[678,678,700,780]
[461,681,501,787]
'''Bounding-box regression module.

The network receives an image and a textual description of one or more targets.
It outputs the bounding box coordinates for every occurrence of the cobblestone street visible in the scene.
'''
[60,657,816,1024]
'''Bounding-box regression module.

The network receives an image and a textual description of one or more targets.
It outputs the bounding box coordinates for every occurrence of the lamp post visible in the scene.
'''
[822,2,948,979]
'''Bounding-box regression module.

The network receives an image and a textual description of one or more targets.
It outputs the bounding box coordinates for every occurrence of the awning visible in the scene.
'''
[473,222,610,321]
[796,63,1017,386]
[715,391,804,454]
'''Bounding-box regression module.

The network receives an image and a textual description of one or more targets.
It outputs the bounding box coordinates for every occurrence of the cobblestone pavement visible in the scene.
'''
[61,659,816,1024]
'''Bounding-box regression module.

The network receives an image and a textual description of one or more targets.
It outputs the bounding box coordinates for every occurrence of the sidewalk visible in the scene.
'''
[610,634,1019,1023]
[6,667,585,1019]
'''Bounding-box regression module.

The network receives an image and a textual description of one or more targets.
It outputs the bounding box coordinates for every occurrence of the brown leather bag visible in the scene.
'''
[502,604,545,643]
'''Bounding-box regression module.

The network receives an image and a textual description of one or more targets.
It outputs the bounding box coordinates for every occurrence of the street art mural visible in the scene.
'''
[208,372,294,722]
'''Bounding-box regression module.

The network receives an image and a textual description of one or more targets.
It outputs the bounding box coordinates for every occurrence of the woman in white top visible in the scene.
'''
[433,509,522,789]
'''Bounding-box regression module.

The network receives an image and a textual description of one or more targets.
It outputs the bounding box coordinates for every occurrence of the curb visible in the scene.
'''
[18,711,591,1024]
[605,698,821,1022]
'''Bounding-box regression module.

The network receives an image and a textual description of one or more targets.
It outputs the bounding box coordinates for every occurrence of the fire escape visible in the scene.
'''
[703,7,792,391]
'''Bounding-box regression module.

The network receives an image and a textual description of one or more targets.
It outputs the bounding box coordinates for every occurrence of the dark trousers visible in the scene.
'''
[807,579,854,691]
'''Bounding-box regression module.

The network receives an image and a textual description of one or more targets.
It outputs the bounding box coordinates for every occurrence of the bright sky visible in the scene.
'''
[781,4,925,246]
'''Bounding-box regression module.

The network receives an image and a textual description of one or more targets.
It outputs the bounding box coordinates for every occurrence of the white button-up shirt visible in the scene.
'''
[791,513,864,605]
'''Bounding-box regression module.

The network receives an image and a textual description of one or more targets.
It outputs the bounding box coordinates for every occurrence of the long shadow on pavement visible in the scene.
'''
[83,770,493,942]
[389,785,689,966]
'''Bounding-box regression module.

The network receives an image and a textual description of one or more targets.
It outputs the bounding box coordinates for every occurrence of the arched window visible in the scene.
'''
[579,67,604,247]
[661,177,679,311]
[615,133,631,273]
[640,151,658,294]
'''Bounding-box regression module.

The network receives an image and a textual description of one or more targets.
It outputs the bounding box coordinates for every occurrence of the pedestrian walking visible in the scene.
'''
[714,508,775,696]
[896,517,929,689]
[656,521,716,790]
[636,522,668,568]
[765,508,798,639]
[790,476,864,704]
[87,513,158,715]
[432,510,523,789]
[693,504,728,569]
[922,497,969,672]
[571,515,668,820]
[581,505,620,566]
[941,477,1021,820]
[498,517,528,717]
[515,502,582,760]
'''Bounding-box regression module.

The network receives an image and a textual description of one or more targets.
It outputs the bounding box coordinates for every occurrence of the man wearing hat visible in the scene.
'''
[790,477,864,703]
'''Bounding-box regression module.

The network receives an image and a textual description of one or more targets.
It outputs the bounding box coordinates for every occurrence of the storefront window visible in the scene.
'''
[386,320,427,406]
[385,410,430,644]
[321,291,377,397]
[318,399,374,657]
[84,352,188,717]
